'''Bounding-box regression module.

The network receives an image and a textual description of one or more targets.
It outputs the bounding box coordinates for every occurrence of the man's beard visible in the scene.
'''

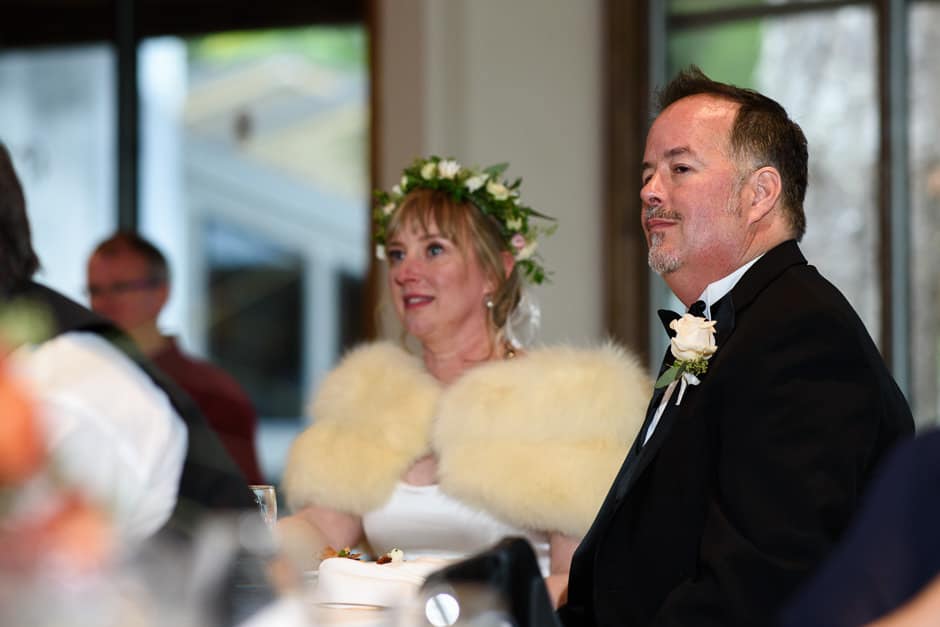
[648,231,681,275]
[645,208,683,275]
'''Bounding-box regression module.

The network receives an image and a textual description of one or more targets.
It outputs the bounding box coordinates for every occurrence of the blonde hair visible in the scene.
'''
[387,189,522,347]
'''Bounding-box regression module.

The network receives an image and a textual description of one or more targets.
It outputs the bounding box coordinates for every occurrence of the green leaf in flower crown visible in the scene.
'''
[470,195,494,216]
[528,207,557,221]
[654,362,681,389]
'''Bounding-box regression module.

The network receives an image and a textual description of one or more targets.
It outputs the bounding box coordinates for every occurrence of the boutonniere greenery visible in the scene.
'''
[655,313,717,405]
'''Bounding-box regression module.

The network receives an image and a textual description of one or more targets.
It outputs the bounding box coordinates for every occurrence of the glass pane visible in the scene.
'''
[138,26,369,480]
[909,3,940,426]
[0,45,117,300]
[667,7,880,342]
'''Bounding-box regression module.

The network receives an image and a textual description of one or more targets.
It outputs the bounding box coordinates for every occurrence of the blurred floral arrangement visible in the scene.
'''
[0,302,112,574]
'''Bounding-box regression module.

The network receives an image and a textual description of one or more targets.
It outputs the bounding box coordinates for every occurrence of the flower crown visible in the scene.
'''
[373,156,556,285]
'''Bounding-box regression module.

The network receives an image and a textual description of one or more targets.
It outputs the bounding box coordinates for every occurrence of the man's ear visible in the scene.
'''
[746,166,782,225]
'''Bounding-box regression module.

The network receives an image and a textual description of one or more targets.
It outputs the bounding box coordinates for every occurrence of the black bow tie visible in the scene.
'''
[657,300,706,336]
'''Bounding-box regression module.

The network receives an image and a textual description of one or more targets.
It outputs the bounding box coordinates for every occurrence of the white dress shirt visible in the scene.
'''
[10,331,187,547]
[642,255,764,445]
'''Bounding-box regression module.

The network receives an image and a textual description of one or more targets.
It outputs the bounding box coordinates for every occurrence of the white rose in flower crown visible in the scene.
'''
[391,184,402,196]
[438,160,461,179]
[669,314,717,362]
[382,202,396,216]
[465,174,487,193]
[401,175,408,188]
[486,180,510,200]
[506,217,523,231]
[375,244,386,261]
[421,162,436,180]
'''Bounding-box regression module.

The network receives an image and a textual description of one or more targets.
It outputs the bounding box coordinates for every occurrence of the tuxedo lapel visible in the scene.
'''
[614,384,682,500]
[611,342,674,500]
[725,240,806,314]
[613,292,740,502]
[639,345,675,440]
[711,295,735,344]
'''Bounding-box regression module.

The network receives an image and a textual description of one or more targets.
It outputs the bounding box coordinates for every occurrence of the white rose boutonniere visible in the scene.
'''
[654,313,717,405]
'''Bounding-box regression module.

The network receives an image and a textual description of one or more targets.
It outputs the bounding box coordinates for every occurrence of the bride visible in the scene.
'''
[278,156,649,605]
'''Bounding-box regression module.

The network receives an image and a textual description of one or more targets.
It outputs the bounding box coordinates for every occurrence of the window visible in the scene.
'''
[909,2,940,425]
[0,45,117,299]
[0,3,369,481]
[138,27,369,479]
[666,5,880,338]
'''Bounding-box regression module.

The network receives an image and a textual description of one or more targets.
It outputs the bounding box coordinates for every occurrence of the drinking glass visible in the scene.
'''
[249,484,277,529]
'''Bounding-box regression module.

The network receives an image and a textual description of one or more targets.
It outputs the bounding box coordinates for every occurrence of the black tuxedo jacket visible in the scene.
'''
[558,241,914,627]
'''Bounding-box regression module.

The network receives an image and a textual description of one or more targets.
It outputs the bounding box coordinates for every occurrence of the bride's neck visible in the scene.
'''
[422,333,504,384]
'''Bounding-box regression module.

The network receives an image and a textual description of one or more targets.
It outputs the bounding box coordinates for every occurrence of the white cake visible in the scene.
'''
[313,556,449,608]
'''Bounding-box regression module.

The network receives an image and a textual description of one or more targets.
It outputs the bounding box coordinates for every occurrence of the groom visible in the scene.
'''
[557,67,915,626]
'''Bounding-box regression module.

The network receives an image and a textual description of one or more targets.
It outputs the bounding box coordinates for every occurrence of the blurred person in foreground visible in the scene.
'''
[278,156,650,605]
[780,428,940,627]
[0,333,113,573]
[0,144,185,550]
[0,142,256,547]
[87,232,264,485]
[557,67,914,626]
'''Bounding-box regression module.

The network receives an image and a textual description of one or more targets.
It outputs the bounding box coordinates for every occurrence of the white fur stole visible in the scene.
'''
[282,342,440,515]
[282,341,650,538]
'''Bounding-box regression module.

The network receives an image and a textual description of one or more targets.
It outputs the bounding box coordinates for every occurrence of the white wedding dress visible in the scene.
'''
[313,482,551,611]
[362,481,551,575]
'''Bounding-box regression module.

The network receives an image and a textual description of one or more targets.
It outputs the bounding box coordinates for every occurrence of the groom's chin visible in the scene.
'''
[648,250,681,275]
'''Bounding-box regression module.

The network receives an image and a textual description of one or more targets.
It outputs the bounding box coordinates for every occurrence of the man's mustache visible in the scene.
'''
[644,208,682,222]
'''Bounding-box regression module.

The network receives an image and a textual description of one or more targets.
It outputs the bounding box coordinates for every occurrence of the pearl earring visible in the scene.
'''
[485,297,495,309]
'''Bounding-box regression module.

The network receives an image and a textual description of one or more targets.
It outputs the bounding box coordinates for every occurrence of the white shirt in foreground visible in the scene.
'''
[11,331,187,546]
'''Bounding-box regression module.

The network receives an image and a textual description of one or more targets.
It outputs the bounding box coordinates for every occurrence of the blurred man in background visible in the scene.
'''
[87,232,264,485]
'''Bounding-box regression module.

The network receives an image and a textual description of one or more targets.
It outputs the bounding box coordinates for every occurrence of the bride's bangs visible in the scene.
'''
[388,189,473,247]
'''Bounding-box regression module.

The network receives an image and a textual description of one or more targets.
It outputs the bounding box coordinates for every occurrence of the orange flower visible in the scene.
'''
[0,364,45,486]
[0,492,113,572]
